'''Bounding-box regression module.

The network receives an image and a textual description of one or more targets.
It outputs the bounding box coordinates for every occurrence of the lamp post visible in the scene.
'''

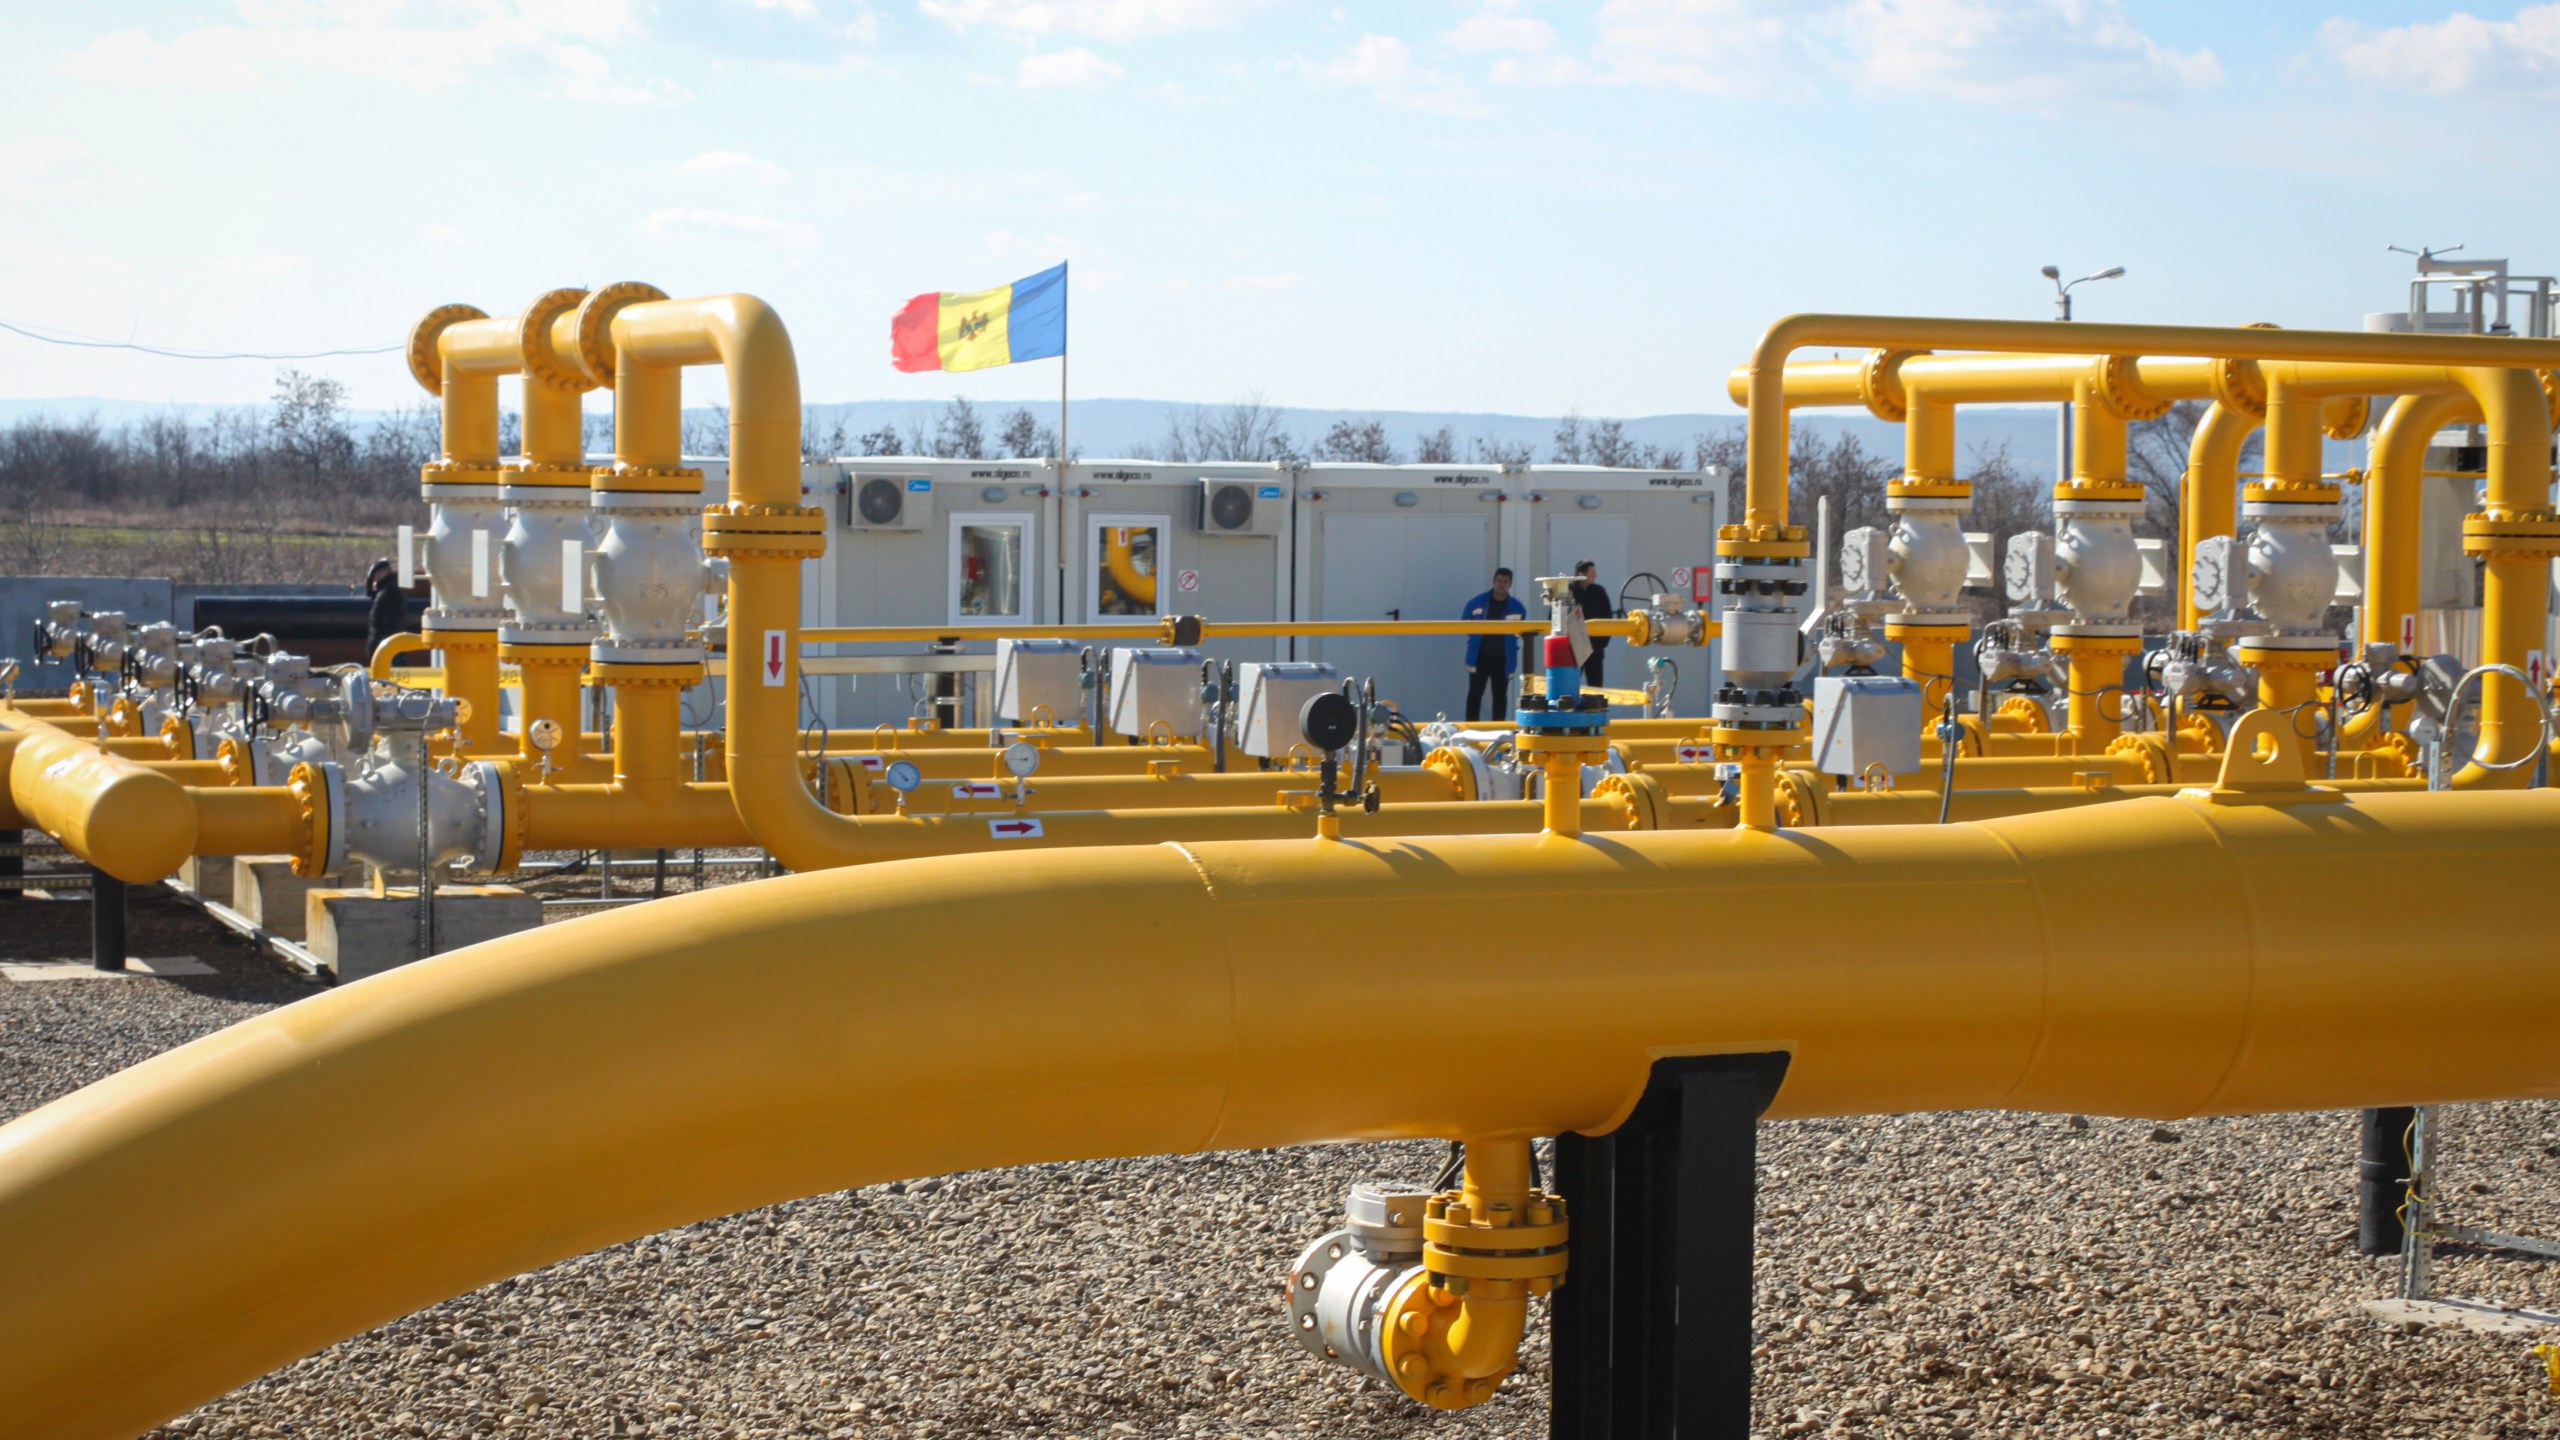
[2043,264,2125,484]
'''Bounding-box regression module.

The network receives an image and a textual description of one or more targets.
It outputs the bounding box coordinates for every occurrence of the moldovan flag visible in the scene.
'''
[890,263,1067,373]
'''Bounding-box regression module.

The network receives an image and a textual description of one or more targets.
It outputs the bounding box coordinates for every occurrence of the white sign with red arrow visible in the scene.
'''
[989,818,1045,838]
[1675,743,1715,764]
[952,781,1005,798]
[761,629,788,687]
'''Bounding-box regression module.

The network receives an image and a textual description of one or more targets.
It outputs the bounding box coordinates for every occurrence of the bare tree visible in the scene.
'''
[1415,425,1458,464]
[933,398,986,459]
[996,407,1057,459]
[1313,418,1399,464]
[681,404,730,458]
[1472,435,1535,466]
[1155,395,1299,463]
[270,369,355,497]
[855,425,903,457]
[1552,411,1586,464]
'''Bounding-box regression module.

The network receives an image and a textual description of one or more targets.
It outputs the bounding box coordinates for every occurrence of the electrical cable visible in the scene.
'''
[0,317,401,361]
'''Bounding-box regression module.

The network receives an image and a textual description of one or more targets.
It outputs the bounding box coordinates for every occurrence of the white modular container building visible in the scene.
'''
[1289,464,1722,723]
[1060,459,1294,670]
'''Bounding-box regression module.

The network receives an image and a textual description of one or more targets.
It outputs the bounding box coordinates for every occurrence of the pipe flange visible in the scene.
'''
[593,463,707,498]
[571,280,670,388]
[2095,355,2174,422]
[406,303,488,397]
[518,288,592,394]
[419,459,506,489]
[465,759,519,874]
[2323,395,2371,441]
[1419,1189,1568,1283]
[2103,732,2173,785]
[2208,356,2267,419]
[2462,510,2560,559]
[215,734,255,787]
[1775,769,1817,828]
[157,713,195,761]
[501,458,596,491]
[1995,694,2053,734]
[1859,348,1921,423]
[1716,522,1809,559]
[1420,746,1479,803]
[1588,771,1665,830]
[702,502,829,559]
[286,760,343,879]
[2367,729,2419,776]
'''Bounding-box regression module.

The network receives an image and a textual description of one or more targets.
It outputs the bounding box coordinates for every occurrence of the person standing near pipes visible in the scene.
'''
[1462,567,1527,722]
[1571,560,1615,688]
[364,558,404,656]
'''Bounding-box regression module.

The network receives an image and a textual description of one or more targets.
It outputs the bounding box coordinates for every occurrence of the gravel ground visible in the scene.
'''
[7,884,2560,1438]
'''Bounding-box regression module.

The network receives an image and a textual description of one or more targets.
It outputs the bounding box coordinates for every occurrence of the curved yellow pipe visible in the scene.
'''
[368,632,428,680]
[7,789,2560,1436]
[1100,525,1157,609]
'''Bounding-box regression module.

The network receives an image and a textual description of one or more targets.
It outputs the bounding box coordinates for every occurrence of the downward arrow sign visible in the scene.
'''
[763,629,787,686]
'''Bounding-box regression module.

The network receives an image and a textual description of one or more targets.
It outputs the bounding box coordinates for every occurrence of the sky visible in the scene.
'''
[3,1,2559,420]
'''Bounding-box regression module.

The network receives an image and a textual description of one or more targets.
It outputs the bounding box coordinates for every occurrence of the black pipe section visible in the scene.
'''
[1551,1051,1791,1440]
[2358,1107,2417,1257]
[0,829,19,904]
[90,867,126,972]
[190,593,427,643]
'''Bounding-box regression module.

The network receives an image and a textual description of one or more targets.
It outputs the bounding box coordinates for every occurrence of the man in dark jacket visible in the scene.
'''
[364,558,405,658]
[1461,567,1526,722]
[1572,560,1616,688]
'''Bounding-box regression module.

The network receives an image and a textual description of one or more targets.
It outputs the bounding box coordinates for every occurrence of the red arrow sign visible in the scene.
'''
[763,629,786,686]
[990,819,1045,837]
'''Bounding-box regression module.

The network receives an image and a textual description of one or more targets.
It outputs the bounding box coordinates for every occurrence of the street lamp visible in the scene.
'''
[2043,264,2125,484]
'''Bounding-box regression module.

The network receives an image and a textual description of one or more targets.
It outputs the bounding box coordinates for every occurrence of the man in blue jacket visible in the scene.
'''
[1462,567,1527,722]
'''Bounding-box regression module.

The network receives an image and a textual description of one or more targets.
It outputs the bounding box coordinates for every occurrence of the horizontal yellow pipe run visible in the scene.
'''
[6,698,87,720]
[791,617,1648,645]
[4,719,195,883]
[188,787,309,858]
[847,765,1460,817]
[1738,314,2560,530]
[6,788,2560,1437]
[829,743,1217,780]
[516,780,749,853]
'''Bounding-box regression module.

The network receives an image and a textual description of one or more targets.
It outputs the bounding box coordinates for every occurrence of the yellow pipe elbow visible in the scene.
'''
[369,632,427,680]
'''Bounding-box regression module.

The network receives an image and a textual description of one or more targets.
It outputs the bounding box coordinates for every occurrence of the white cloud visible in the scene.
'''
[1476,0,2212,106]
[1828,0,2219,105]
[734,0,819,15]
[1140,79,1205,102]
[1226,272,1311,291]
[1445,5,1557,54]
[1018,46,1123,87]
[681,149,788,184]
[0,137,91,185]
[2322,4,2560,97]
[920,0,1277,41]
[57,1,683,100]
[1295,34,1489,116]
[642,208,817,249]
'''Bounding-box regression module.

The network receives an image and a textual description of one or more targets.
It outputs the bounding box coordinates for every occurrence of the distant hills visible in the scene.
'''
[0,395,2368,484]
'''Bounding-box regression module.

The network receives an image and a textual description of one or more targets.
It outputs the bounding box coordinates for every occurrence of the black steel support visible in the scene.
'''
[90,866,127,971]
[2358,1106,2417,1256]
[1550,1051,1792,1440]
[0,828,20,902]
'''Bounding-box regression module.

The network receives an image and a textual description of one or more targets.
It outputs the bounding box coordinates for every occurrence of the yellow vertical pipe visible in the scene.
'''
[1736,749,1778,832]
[2457,364,2558,785]
[1541,752,1582,836]
[438,635,502,755]
[514,655,595,780]
[610,681,683,801]
[2366,392,2473,648]
[2178,403,2258,629]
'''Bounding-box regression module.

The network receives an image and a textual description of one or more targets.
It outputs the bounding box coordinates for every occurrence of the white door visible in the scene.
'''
[1318,512,1494,722]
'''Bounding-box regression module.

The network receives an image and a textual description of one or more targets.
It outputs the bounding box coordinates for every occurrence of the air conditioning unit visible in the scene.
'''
[845,472,933,531]
[1198,478,1285,536]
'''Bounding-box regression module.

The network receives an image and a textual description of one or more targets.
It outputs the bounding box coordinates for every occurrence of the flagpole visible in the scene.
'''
[1057,261,1069,469]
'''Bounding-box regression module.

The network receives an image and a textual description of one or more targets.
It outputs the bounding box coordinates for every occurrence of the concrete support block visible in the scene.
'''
[176,854,232,906]
[306,885,543,983]
[233,856,329,940]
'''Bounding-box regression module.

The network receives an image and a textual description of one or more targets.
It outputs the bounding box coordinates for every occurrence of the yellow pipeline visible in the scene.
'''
[8,786,2560,1435]
[3,720,196,883]
[845,764,1456,817]
[368,633,429,679]
[831,742,1217,781]
[404,305,519,754]
[793,617,1649,645]
[505,681,749,864]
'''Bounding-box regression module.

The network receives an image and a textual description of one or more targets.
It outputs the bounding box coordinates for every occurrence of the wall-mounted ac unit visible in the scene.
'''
[1198,478,1285,536]
[846,473,933,531]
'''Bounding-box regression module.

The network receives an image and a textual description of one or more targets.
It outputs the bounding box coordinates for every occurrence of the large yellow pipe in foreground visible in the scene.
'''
[5,787,2560,1437]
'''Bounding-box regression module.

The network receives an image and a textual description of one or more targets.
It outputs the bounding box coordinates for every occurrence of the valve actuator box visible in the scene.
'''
[1811,674,1923,779]
[993,638,1085,726]
[1107,647,1208,741]
[1235,661,1341,760]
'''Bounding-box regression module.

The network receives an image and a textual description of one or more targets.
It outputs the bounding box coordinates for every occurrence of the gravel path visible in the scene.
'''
[6,887,2560,1438]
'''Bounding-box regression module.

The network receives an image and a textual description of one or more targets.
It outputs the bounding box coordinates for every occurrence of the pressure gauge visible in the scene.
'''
[885,759,923,794]
[1001,740,1041,778]
[527,717,562,753]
